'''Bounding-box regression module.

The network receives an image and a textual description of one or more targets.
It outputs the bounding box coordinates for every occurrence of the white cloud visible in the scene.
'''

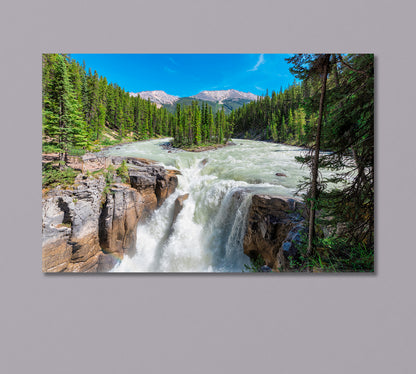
[248,54,265,71]
[169,57,178,66]
[164,66,176,73]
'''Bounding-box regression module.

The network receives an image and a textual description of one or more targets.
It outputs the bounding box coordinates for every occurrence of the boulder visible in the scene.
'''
[243,194,305,271]
[126,157,156,166]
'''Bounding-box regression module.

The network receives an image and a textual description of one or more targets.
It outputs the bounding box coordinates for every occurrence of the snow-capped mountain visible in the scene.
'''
[130,90,180,105]
[191,89,257,103]
[130,89,258,106]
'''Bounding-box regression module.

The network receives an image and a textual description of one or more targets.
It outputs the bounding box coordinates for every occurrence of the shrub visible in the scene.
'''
[116,160,129,183]
[287,235,374,273]
[42,142,62,154]
[68,147,86,157]
[101,138,119,147]
[42,162,79,188]
[243,254,266,272]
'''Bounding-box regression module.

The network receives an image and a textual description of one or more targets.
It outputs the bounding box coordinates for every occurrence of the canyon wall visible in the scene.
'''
[41,156,178,272]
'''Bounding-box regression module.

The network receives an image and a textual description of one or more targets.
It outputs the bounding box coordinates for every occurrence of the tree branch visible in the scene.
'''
[338,55,369,77]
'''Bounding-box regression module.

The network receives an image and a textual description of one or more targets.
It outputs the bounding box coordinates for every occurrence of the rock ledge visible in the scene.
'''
[243,194,306,271]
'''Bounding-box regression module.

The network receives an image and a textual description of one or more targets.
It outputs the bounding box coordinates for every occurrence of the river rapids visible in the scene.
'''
[104,138,332,272]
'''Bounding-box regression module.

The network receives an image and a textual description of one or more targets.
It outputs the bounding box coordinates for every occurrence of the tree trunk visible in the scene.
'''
[351,147,365,186]
[307,55,331,255]
[332,55,340,87]
[59,100,65,169]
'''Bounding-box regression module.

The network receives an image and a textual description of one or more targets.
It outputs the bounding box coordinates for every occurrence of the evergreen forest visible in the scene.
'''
[42,54,176,158]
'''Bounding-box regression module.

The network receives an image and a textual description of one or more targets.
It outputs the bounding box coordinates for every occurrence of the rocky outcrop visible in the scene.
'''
[42,176,106,272]
[168,194,189,235]
[243,194,305,271]
[42,157,178,273]
[97,184,143,271]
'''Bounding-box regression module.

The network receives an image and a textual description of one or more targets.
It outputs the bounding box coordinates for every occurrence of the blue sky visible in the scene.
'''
[70,54,297,97]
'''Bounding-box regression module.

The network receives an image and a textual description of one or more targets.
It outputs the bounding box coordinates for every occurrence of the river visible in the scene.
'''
[104,138,328,272]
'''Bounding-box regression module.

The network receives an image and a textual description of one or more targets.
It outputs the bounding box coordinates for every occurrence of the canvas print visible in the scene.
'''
[42,53,374,273]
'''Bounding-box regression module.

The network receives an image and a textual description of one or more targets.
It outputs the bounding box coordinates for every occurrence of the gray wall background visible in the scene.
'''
[1,0,415,373]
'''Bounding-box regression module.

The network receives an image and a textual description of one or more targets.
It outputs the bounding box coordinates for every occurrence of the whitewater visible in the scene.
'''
[104,138,329,272]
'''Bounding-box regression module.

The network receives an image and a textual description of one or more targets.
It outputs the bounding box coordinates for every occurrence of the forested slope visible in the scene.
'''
[42,54,176,158]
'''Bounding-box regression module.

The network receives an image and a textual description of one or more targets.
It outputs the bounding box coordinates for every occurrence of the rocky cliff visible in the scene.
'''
[42,156,178,272]
[243,194,306,271]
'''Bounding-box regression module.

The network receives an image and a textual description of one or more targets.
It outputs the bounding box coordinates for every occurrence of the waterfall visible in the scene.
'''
[106,138,335,272]
[112,155,253,272]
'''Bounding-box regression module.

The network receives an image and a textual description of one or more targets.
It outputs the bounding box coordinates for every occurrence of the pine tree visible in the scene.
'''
[193,102,202,145]
[294,107,306,143]
[280,115,286,141]
[287,53,331,255]
[43,54,89,160]
[97,104,106,140]
[287,109,294,140]
[208,106,214,142]
[175,103,182,145]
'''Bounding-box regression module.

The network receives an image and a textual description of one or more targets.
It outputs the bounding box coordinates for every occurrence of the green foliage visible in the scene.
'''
[163,97,246,115]
[243,254,266,273]
[102,166,115,195]
[100,138,119,147]
[42,142,62,154]
[116,160,129,183]
[287,54,374,251]
[67,146,86,156]
[106,164,116,174]
[173,102,231,148]
[231,83,307,144]
[43,54,90,157]
[42,162,79,188]
[57,222,72,228]
[287,236,374,272]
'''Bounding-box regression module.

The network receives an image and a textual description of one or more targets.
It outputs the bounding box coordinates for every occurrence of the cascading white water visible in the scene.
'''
[104,138,336,272]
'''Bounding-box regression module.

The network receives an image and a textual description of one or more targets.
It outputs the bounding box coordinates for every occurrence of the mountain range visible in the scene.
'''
[129,90,179,106]
[129,89,258,114]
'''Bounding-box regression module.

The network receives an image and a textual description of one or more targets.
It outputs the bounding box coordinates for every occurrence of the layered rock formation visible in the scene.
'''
[167,193,189,235]
[42,156,178,273]
[243,194,306,271]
